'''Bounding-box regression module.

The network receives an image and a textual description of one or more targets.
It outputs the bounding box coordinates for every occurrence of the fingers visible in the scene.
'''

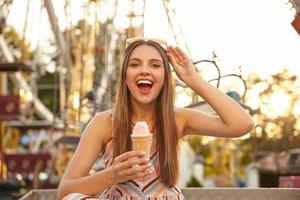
[111,151,153,183]
[127,164,154,180]
[114,150,146,163]
[127,167,153,180]
[167,46,186,62]
[174,46,188,59]
[167,52,178,67]
[167,46,181,64]
[118,157,149,169]
[118,162,151,177]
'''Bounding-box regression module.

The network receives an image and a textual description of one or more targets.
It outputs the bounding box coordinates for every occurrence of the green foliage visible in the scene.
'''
[239,138,253,165]
[37,72,60,114]
[187,135,211,157]
[3,26,33,61]
[37,72,56,84]
[186,176,203,187]
[7,78,17,95]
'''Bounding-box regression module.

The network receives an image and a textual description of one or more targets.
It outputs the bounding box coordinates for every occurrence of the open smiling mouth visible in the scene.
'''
[136,80,153,94]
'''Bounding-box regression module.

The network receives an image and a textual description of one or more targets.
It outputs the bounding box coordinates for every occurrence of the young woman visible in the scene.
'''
[57,39,254,200]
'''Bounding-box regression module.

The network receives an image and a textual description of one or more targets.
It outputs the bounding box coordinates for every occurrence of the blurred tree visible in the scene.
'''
[246,69,300,152]
[3,26,32,61]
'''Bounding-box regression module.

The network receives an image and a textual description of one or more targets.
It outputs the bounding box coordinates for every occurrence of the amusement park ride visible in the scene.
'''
[0,0,299,198]
[0,62,53,198]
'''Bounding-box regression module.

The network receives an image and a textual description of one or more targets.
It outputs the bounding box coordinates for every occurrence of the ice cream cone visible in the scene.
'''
[131,134,153,157]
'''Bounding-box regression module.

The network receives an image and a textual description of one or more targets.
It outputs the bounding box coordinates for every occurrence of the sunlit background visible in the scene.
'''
[0,0,300,197]
[7,0,300,75]
[5,0,300,108]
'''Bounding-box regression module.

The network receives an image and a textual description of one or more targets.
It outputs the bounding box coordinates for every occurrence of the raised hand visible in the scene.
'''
[167,46,196,82]
[109,150,152,184]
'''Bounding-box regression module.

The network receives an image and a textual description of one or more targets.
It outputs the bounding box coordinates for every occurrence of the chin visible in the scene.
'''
[138,97,156,105]
[132,94,158,105]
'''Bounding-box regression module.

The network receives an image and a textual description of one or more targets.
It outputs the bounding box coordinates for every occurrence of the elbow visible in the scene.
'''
[232,117,255,138]
[244,118,254,133]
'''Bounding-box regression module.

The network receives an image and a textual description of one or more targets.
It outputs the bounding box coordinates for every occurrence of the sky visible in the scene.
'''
[5,0,300,79]
[144,0,300,78]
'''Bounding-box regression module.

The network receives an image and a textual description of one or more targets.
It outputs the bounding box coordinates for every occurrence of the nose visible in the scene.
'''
[140,64,150,75]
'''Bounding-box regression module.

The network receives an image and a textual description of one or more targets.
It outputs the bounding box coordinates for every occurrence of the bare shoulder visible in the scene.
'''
[60,110,114,181]
[174,107,207,137]
[174,107,196,123]
[174,107,191,119]
[175,107,204,118]
[83,109,113,145]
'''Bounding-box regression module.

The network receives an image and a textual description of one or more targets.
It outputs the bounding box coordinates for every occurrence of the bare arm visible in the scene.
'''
[57,112,113,199]
[57,112,152,199]
[168,46,254,137]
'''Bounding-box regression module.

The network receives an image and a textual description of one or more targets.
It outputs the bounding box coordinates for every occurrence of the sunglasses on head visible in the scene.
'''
[125,37,167,49]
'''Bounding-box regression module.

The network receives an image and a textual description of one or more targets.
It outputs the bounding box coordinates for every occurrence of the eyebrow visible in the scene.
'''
[129,58,163,63]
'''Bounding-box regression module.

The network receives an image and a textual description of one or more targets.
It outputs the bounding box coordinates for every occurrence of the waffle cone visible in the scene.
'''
[131,134,153,157]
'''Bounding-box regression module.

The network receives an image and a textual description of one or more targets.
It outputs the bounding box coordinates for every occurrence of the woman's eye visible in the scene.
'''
[129,63,139,67]
[151,63,161,68]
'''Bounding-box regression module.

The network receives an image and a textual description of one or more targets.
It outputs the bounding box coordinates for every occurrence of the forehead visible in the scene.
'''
[129,44,163,61]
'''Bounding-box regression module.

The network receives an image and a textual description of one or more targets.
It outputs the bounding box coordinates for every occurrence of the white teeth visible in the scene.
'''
[137,80,152,85]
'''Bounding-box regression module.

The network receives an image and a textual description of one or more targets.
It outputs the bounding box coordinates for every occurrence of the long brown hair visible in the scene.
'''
[113,40,180,187]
